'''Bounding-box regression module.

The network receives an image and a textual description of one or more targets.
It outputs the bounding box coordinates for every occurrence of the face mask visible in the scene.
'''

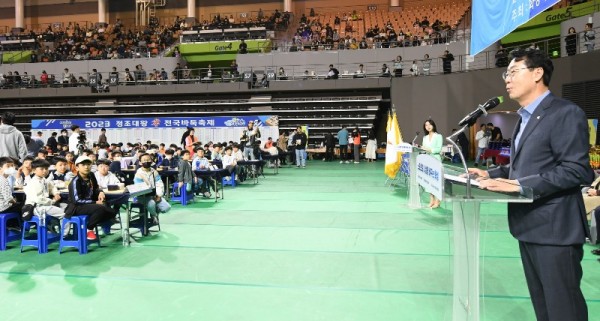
[62,133,67,136]
[4,167,16,175]
[114,157,122,161]
[142,162,152,169]
[166,156,172,160]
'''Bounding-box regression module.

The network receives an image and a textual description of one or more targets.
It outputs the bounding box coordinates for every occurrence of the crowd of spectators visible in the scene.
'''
[30,20,178,63]
[290,9,458,51]
[186,9,291,31]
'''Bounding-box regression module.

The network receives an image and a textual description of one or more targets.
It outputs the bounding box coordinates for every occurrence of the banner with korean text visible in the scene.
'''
[32,115,279,146]
[470,0,560,55]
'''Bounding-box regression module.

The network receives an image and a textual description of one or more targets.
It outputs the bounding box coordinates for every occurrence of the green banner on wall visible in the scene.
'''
[502,2,598,44]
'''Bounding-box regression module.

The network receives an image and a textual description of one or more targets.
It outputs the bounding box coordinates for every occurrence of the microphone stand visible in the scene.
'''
[446,125,472,199]
[411,132,420,145]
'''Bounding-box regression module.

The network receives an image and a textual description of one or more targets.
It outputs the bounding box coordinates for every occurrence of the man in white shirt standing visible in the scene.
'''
[68,125,81,155]
[474,123,490,167]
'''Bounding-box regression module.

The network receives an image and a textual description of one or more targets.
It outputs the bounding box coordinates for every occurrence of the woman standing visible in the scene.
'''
[365,129,377,162]
[565,27,577,56]
[352,126,361,164]
[421,119,443,208]
[185,128,198,155]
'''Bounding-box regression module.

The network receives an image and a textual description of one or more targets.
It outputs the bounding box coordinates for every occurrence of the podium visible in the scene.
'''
[442,165,533,321]
[407,146,426,208]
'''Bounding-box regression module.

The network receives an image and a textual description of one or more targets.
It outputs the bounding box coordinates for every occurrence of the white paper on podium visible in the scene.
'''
[444,174,481,187]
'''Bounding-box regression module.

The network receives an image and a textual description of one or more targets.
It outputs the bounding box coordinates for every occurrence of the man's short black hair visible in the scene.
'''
[71,125,80,131]
[37,149,48,155]
[53,156,68,164]
[31,159,50,169]
[510,48,554,87]
[194,146,205,153]
[51,132,57,136]
[111,151,122,157]
[181,150,190,156]
[165,149,174,155]
[0,157,15,167]
[61,129,68,133]
[1,112,16,125]
[24,156,35,162]
[96,159,111,166]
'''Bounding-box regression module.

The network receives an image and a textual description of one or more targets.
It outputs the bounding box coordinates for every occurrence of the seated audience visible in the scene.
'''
[133,153,171,224]
[65,156,117,240]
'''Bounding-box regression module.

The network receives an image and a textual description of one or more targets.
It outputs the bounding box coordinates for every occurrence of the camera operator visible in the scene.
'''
[240,121,261,160]
[76,131,88,156]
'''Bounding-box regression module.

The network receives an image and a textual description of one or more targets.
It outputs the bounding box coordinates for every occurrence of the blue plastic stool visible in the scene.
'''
[222,172,236,188]
[171,182,193,206]
[59,216,101,254]
[0,212,21,251]
[21,215,61,254]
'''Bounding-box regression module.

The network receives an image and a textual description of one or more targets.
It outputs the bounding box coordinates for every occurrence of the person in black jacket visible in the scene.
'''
[441,50,454,74]
[294,126,308,168]
[326,64,339,79]
[324,132,335,162]
[46,132,58,153]
[57,129,68,146]
[66,156,116,241]
[565,27,577,56]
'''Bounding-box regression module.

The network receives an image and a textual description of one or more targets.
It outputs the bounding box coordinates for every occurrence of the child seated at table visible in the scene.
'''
[48,156,75,188]
[23,159,65,230]
[133,153,170,224]
[94,159,120,189]
[15,156,34,187]
[192,148,217,197]
[222,146,238,182]
[0,157,22,214]
[160,149,178,168]
[66,156,117,241]
[177,150,199,196]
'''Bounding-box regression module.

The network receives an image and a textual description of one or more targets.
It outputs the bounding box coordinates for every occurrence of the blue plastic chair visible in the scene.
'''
[0,212,20,251]
[59,216,101,254]
[222,171,236,188]
[171,182,193,206]
[21,215,61,254]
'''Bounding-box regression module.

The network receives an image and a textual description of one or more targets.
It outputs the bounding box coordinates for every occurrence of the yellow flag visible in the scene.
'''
[384,112,403,178]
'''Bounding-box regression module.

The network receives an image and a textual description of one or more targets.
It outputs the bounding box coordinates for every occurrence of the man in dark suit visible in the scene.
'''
[469,48,593,321]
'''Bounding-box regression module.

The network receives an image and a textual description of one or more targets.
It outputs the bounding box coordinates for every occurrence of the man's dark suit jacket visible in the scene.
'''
[488,93,594,245]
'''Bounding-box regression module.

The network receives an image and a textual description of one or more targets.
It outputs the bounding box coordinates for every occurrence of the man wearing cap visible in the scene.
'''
[65,155,117,240]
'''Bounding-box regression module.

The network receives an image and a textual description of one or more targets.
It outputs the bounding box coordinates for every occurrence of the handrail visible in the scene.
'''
[0,26,597,89]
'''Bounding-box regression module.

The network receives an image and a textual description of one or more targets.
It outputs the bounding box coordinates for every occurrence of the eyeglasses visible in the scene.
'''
[501,67,532,80]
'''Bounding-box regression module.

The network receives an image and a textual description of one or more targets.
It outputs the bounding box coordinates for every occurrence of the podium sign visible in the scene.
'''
[416,154,443,200]
[393,143,413,153]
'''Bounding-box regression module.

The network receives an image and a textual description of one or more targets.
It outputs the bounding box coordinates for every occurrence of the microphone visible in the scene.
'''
[412,131,420,145]
[458,96,504,127]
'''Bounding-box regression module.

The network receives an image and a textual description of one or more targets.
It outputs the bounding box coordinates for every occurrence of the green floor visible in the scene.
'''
[1,161,599,320]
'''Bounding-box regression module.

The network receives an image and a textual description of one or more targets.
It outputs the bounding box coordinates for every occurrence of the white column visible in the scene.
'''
[15,0,24,29]
[283,0,292,12]
[390,0,400,7]
[98,0,107,23]
[187,0,196,18]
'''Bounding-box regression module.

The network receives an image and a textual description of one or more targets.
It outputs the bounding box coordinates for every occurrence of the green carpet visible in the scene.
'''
[0,161,598,320]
